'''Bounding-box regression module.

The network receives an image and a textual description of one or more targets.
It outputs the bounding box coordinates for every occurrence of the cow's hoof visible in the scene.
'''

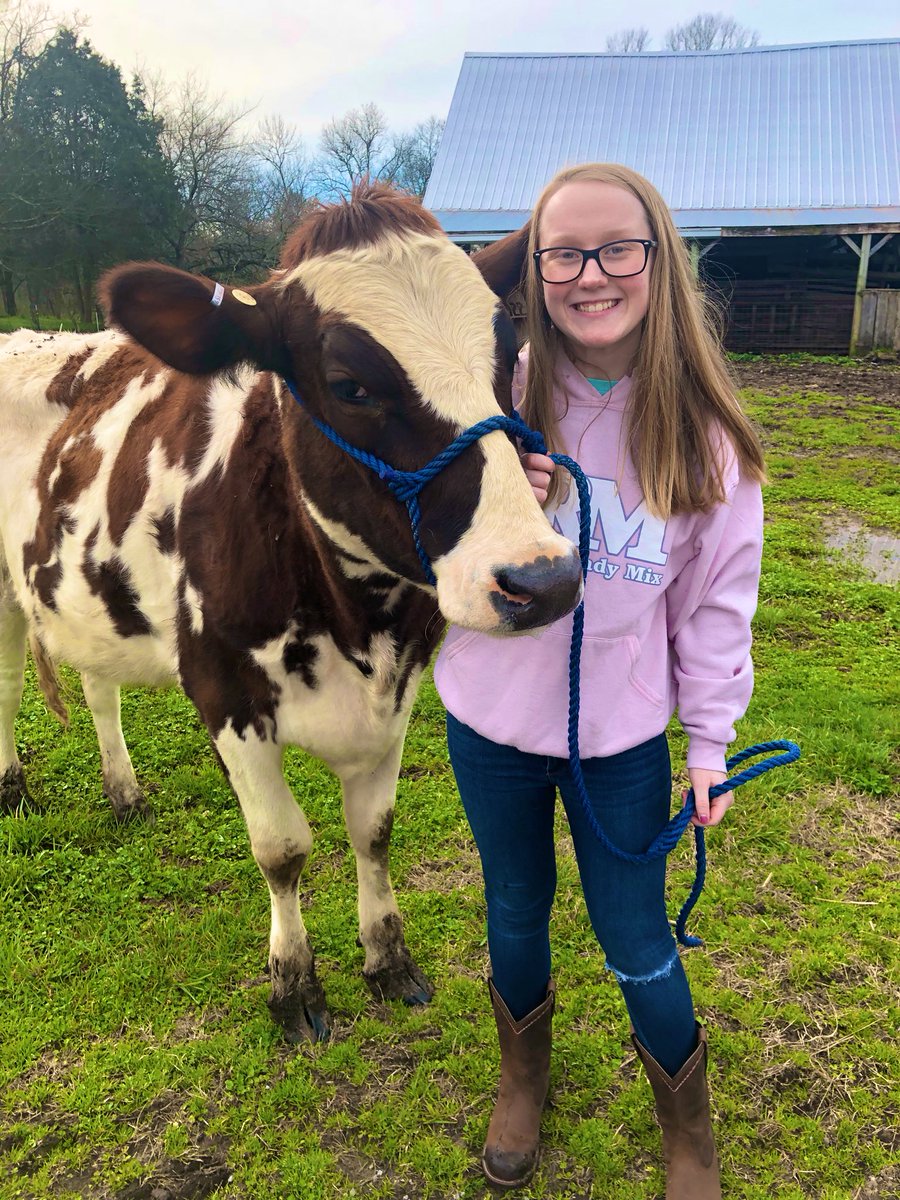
[267,957,330,1043]
[108,789,154,825]
[364,953,434,1006]
[268,991,331,1044]
[0,766,38,815]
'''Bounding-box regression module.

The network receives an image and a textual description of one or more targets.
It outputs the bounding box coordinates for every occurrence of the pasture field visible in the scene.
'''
[1,358,898,1200]
[0,318,82,336]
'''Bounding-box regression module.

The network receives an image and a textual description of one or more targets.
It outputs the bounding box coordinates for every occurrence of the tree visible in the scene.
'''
[392,116,445,197]
[250,114,316,246]
[317,102,403,197]
[1,29,177,321]
[606,28,651,53]
[1,1,56,119]
[665,12,760,51]
[153,73,256,272]
[0,1,57,314]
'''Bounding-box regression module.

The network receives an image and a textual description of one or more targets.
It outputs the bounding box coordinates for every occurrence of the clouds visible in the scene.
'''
[57,0,900,142]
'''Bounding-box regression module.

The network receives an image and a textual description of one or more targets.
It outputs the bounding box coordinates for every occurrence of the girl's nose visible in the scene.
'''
[580,256,608,285]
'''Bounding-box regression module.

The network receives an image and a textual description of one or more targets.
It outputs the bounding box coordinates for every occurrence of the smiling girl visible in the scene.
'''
[434,163,766,1196]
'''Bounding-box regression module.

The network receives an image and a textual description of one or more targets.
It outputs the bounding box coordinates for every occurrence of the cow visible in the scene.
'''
[0,185,580,1041]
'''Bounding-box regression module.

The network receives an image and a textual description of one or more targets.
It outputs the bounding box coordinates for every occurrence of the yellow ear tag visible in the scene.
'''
[231,288,257,306]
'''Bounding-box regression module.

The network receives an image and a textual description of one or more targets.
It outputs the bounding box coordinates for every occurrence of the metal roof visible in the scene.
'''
[424,40,900,240]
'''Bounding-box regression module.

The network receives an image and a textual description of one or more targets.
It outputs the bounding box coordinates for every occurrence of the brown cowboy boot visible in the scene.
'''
[482,977,555,1189]
[632,1024,722,1200]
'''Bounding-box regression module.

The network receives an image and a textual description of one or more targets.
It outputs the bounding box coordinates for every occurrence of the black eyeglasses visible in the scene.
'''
[533,240,657,283]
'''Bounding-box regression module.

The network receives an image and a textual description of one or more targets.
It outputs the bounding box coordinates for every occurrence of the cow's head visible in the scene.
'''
[101,185,580,634]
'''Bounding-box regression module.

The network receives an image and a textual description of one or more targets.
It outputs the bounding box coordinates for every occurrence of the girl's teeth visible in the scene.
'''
[576,300,617,312]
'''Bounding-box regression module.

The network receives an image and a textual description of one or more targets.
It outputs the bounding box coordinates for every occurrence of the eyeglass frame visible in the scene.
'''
[533,239,658,283]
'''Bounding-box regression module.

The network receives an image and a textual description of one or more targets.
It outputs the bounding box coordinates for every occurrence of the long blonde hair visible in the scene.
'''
[520,163,765,515]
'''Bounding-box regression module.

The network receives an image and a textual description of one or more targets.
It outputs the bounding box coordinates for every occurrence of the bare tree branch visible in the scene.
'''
[605,28,651,53]
[151,72,255,268]
[392,115,445,197]
[665,12,760,51]
[317,101,396,196]
[250,115,316,242]
[0,1,57,119]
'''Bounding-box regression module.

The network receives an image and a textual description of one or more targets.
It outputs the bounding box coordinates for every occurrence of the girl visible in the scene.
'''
[434,163,766,1197]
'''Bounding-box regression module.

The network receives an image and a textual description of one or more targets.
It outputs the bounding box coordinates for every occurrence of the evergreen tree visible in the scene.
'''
[0,30,178,321]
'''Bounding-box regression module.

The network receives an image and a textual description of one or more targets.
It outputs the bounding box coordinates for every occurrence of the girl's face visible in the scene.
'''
[538,180,654,379]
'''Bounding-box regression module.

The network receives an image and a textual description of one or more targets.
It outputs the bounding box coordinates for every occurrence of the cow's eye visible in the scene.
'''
[328,378,373,405]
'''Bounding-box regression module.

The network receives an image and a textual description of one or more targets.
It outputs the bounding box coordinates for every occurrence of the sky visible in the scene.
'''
[44,0,900,143]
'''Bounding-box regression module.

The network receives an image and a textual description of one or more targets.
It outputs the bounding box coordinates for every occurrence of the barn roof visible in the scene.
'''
[424,40,900,241]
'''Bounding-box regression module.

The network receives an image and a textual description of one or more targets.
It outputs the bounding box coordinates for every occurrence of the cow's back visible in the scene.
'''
[0,331,270,685]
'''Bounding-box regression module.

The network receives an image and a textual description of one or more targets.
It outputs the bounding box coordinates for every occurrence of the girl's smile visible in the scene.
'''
[572,298,619,313]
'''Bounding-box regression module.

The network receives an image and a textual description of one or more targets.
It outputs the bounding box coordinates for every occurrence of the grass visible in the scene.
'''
[727,351,895,367]
[1,370,898,1199]
[0,316,86,335]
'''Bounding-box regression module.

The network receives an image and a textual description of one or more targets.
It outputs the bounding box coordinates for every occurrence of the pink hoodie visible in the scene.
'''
[434,353,764,775]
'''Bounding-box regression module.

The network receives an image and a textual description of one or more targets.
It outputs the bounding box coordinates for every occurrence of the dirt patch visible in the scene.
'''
[790,785,900,864]
[733,359,900,405]
[1,1068,232,1199]
[115,1143,231,1200]
[854,1164,900,1199]
[404,848,482,894]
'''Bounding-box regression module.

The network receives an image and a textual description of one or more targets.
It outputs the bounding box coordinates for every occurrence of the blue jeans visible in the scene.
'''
[447,714,697,1076]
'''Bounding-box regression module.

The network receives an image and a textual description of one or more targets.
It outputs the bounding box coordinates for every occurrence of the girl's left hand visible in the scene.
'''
[684,769,731,827]
[520,452,555,504]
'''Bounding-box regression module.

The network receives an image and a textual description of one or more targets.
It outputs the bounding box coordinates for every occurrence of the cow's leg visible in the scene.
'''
[214,727,328,1043]
[339,739,434,1006]
[0,602,32,813]
[80,672,150,822]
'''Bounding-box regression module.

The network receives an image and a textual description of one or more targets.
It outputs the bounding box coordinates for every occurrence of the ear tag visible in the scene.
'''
[231,288,257,306]
[210,282,225,307]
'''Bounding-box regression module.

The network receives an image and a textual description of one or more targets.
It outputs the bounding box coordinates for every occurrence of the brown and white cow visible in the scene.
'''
[0,185,580,1041]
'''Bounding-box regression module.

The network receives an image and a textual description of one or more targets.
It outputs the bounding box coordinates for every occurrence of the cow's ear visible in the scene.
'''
[472,222,531,303]
[99,263,289,376]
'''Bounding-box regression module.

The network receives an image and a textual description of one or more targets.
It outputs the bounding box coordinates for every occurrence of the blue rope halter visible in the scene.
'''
[283,378,547,586]
[283,378,800,945]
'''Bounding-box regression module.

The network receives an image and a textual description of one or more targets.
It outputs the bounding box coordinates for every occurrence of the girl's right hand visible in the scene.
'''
[521,452,555,505]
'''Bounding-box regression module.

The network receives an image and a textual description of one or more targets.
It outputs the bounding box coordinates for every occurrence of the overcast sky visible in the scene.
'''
[48,0,900,142]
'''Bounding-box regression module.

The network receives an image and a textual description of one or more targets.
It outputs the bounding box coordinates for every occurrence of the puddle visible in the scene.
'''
[824,517,900,585]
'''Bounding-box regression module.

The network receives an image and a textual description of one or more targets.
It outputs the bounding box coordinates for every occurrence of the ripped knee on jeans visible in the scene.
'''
[604,947,678,985]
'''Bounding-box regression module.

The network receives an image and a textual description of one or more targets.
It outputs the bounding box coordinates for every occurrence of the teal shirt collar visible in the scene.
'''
[587,378,617,395]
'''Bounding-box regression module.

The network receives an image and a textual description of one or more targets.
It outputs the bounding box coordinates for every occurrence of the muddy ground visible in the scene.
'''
[732,357,899,406]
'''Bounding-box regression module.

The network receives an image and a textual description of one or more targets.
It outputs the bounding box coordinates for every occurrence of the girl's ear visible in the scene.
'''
[472,222,531,303]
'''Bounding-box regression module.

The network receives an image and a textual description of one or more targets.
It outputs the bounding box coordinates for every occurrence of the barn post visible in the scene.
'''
[847,233,872,355]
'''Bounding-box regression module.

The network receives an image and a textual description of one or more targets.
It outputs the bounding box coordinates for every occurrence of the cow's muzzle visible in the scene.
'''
[490,549,583,631]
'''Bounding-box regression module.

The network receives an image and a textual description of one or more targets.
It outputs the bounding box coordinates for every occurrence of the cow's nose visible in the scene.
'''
[491,549,583,631]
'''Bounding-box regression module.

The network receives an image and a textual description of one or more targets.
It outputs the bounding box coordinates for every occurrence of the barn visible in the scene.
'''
[424,39,900,355]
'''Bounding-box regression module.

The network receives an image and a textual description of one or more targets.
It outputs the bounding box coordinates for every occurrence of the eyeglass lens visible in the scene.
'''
[539,241,648,282]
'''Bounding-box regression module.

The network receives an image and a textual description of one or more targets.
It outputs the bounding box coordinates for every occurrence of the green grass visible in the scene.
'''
[0,315,84,334]
[1,373,898,1199]
[727,350,892,367]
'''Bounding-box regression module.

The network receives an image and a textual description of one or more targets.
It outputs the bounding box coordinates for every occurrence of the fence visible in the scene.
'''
[719,279,854,354]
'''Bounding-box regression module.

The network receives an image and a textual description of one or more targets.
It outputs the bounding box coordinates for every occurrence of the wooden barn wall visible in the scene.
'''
[857,289,900,351]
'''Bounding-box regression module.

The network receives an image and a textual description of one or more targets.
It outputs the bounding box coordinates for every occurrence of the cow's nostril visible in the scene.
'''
[494,571,534,606]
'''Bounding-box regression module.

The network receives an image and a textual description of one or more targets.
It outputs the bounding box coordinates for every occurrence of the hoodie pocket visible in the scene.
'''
[624,634,664,707]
